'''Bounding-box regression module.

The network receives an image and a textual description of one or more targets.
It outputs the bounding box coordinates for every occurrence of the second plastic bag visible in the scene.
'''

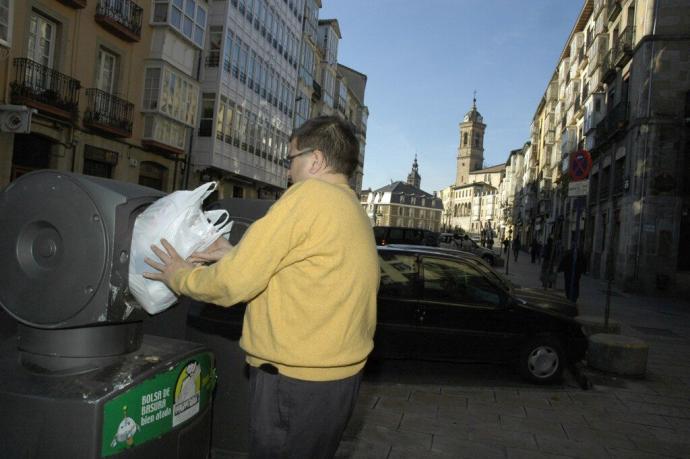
[129,182,232,314]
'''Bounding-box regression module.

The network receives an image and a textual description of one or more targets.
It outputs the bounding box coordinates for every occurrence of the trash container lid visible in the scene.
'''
[0,171,107,326]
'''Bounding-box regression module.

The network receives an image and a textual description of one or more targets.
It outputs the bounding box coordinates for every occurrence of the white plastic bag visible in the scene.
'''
[128,182,233,314]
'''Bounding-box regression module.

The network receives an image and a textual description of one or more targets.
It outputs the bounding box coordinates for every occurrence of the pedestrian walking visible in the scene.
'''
[512,236,521,262]
[558,246,587,302]
[530,239,539,264]
[502,238,510,255]
[143,116,379,458]
[540,237,555,288]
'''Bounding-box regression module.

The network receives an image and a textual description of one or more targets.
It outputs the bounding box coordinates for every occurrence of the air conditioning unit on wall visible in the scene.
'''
[0,105,37,134]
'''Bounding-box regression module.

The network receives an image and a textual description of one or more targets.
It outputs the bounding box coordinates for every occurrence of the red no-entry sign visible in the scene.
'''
[569,149,592,182]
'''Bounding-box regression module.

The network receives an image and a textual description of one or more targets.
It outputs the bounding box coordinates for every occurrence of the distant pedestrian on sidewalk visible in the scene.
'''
[540,237,555,288]
[530,239,539,264]
[502,238,510,255]
[512,236,521,262]
[558,247,587,302]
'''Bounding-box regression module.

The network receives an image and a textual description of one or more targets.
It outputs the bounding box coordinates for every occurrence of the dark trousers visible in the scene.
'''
[563,272,580,303]
[248,365,362,459]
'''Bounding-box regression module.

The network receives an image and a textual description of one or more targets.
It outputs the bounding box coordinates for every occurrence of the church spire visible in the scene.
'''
[407,154,421,189]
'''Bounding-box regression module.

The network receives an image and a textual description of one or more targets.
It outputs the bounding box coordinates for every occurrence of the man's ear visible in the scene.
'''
[309,149,327,173]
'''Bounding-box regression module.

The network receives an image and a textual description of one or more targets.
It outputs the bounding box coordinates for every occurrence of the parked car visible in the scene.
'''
[373,226,439,247]
[375,245,586,383]
[188,244,585,384]
[438,233,503,266]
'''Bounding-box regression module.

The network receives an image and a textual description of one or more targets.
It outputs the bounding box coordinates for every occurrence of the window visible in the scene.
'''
[28,12,56,69]
[138,161,168,191]
[155,66,199,126]
[143,68,161,110]
[0,0,12,47]
[215,95,225,139]
[207,25,222,67]
[96,48,118,94]
[83,145,118,179]
[152,0,206,48]
[422,257,502,306]
[224,100,235,144]
[463,132,468,146]
[199,93,214,137]
[378,253,418,298]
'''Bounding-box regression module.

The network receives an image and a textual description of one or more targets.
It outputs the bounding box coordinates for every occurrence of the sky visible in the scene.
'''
[319,0,584,193]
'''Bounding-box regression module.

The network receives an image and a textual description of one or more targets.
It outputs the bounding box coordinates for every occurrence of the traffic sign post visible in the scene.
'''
[567,149,591,302]
[569,149,592,182]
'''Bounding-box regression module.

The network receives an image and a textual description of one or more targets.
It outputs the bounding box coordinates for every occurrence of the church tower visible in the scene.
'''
[455,95,486,186]
[406,154,421,189]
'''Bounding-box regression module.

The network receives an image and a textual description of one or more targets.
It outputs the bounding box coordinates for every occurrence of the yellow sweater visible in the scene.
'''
[170,179,380,381]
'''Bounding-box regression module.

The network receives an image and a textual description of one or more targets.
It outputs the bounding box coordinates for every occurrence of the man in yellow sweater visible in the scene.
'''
[144,116,380,458]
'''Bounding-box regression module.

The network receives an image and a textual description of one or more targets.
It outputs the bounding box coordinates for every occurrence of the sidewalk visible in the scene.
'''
[336,252,690,458]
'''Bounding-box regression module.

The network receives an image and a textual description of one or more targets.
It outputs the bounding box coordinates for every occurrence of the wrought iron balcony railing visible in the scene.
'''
[595,102,628,146]
[10,58,80,120]
[83,88,134,137]
[95,0,143,42]
[612,26,634,67]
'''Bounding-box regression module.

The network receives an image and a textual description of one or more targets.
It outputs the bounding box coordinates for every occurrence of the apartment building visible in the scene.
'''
[190,0,301,199]
[518,0,690,293]
[0,0,207,191]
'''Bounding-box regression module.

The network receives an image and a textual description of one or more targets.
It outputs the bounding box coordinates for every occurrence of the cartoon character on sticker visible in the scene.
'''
[172,360,202,427]
[110,406,139,448]
[178,361,201,402]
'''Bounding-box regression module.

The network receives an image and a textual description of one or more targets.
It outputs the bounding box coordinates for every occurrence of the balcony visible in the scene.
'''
[595,102,628,146]
[83,88,134,137]
[612,26,634,67]
[10,58,80,121]
[602,49,617,83]
[607,0,622,21]
[95,0,143,42]
[57,0,87,7]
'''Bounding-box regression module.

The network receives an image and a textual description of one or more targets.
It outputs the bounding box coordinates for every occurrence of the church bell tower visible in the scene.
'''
[455,95,486,186]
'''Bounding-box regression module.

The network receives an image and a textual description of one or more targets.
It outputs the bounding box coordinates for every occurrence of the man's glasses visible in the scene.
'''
[284,148,314,168]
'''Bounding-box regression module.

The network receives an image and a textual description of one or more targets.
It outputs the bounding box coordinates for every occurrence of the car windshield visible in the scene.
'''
[469,259,513,293]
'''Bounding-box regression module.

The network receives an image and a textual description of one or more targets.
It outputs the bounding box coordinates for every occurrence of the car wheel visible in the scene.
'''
[482,254,494,265]
[519,337,564,384]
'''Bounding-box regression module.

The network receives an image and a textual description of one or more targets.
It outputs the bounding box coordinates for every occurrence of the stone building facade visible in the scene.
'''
[510,0,690,294]
[440,99,505,236]
[0,0,202,191]
[362,158,443,231]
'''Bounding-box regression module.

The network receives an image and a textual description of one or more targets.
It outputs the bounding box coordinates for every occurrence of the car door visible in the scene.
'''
[417,256,509,362]
[375,251,421,358]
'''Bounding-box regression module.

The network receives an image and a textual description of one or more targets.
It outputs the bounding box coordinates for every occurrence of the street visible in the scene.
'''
[335,254,690,458]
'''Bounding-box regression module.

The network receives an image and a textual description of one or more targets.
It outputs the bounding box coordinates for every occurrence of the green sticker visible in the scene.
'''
[101,352,215,457]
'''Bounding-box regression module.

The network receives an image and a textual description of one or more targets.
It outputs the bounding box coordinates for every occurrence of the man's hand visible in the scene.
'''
[187,236,233,264]
[143,239,195,288]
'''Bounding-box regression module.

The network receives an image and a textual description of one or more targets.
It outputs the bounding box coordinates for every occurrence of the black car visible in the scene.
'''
[376,245,586,383]
[373,226,439,247]
[187,245,586,385]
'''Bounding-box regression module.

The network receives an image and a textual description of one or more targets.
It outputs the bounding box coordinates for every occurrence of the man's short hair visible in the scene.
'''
[290,116,359,178]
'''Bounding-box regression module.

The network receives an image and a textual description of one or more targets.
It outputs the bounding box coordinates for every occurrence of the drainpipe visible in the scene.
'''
[633,0,659,281]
